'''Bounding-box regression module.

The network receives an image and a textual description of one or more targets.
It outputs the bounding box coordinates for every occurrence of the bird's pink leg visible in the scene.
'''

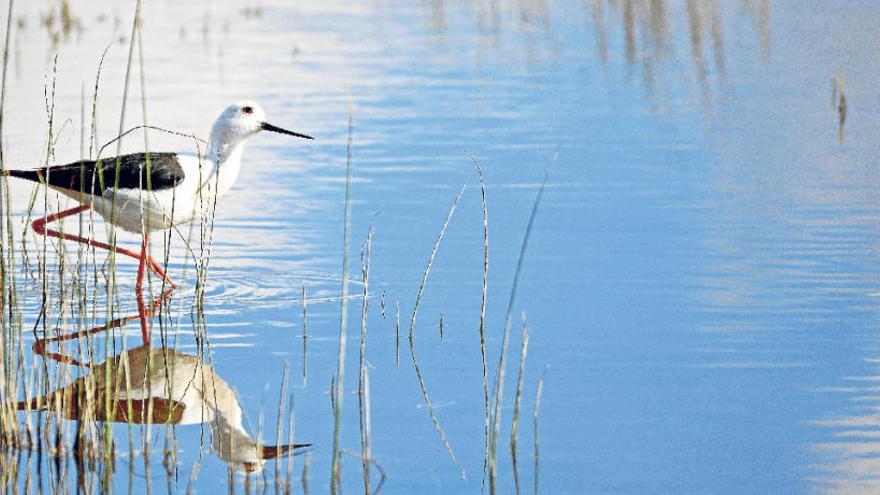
[32,205,173,285]
[29,204,176,363]
[135,234,150,345]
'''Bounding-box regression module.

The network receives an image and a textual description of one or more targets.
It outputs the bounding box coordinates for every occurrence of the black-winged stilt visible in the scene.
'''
[3,101,313,344]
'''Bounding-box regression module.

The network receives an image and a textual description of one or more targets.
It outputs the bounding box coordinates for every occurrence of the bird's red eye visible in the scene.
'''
[242,106,253,115]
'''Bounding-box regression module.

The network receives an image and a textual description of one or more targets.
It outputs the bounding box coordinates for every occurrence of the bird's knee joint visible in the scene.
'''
[31,219,46,235]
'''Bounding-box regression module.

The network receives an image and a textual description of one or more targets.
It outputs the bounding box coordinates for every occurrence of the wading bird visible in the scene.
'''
[2,102,313,344]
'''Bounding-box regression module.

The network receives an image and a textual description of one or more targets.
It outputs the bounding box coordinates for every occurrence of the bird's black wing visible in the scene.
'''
[7,152,185,194]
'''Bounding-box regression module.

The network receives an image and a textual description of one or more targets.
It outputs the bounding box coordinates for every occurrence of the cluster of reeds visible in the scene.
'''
[321,103,553,493]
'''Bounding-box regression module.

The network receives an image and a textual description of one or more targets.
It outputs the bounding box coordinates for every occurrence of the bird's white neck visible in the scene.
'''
[208,128,247,164]
[206,135,246,197]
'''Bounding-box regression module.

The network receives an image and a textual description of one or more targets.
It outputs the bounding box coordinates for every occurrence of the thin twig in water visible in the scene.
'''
[408,338,465,478]
[360,369,373,494]
[302,281,308,387]
[275,362,289,493]
[465,151,491,488]
[394,300,400,368]
[408,185,468,479]
[358,227,373,493]
[408,185,466,341]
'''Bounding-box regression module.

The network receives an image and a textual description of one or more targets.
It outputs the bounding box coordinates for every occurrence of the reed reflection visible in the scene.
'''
[588,0,772,103]
[417,0,771,105]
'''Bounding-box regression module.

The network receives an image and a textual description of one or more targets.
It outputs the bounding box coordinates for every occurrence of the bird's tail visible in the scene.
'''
[1,169,39,182]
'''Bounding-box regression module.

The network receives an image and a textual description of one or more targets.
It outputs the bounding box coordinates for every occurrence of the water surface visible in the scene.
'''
[3,0,880,493]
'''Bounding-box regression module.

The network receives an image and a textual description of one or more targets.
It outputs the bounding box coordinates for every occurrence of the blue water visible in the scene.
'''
[4,0,880,493]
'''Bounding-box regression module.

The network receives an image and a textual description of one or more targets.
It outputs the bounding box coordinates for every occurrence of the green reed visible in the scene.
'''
[330,99,354,495]
[489,149,554,494]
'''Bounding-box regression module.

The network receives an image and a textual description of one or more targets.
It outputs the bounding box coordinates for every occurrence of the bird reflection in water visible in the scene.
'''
[17,345,308,473]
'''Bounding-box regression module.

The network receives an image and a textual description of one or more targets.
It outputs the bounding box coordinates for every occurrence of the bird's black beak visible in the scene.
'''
[260,122,314,140]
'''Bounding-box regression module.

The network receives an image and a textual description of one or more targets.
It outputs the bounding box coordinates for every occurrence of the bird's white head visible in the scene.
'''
[210,415,307,474]
[208,101,313,163]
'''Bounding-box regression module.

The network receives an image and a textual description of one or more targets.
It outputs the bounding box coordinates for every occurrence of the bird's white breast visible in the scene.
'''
[84,151,243,234]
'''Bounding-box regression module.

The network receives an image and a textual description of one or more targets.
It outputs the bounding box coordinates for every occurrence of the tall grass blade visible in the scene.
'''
[533,366,547,495]
[358,227,373,493]
[489,149,556,493]
[407,184,466,341]
[331,101,355,494]
[0,0,16,446]
[466,151,491,487]
[510,320,529,495]
[275,362,289,493]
